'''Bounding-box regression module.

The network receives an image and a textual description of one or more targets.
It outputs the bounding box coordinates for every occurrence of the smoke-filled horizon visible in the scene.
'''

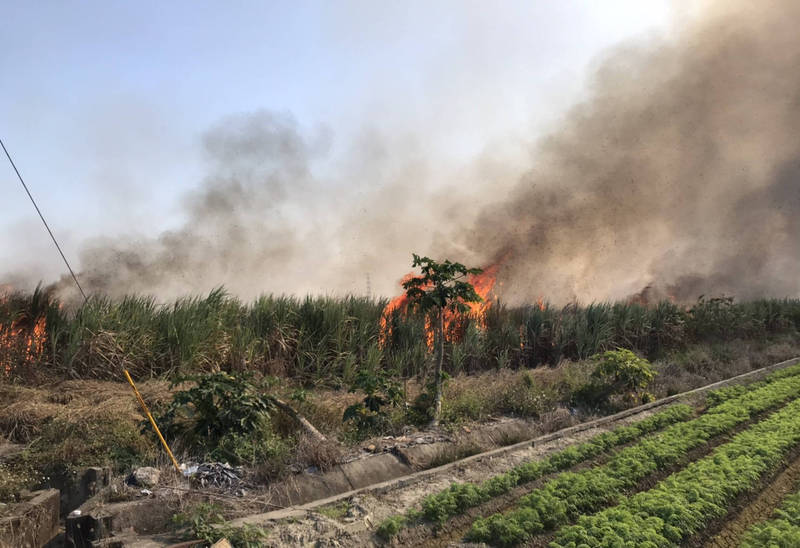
[6,1,800,305]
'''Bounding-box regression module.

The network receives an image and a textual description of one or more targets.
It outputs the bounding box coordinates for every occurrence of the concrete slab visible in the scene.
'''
[339,452,412,490]
[270,467,354,507]
[66,498,174,548]
[394,442,446,469]
[0,489,60,548]
[56,467,110,516]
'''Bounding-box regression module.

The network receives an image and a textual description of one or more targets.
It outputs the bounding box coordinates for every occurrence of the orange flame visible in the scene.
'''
[0,296,47,376]
[379,262,500,349]
[378,273,427,347]
[463,263,500,327]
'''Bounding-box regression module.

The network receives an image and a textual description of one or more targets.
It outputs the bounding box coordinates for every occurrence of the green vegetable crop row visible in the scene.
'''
[552,396,800,547]
[421,404,692,523]
[467,371,800,546]
[705,362,800,407]
[739,486,800,547]
[375,404,693,539]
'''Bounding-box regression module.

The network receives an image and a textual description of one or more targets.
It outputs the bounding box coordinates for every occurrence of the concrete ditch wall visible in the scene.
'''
[268,419,534,508]
[51,466,110,517]
[0,489,60,548]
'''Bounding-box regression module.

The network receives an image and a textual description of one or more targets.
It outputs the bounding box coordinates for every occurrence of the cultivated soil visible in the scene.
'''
[699,447,800,547]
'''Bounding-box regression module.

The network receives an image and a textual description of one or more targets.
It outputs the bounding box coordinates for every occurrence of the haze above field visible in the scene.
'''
[2,1,798,303]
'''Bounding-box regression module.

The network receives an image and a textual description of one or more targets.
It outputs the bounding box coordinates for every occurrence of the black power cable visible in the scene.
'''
[1,138,88,302]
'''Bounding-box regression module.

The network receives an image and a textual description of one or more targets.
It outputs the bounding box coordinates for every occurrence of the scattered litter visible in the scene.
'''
[68,509,81,517]
[139,489,152,496]
[180,462,199,477]
[184,462,242,489]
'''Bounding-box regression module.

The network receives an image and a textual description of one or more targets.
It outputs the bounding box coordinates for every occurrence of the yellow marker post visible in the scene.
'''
[124,369,182,475]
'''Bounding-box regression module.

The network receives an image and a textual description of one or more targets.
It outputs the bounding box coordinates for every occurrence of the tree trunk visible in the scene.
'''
[268,396,328,443]
[430,307,445,427]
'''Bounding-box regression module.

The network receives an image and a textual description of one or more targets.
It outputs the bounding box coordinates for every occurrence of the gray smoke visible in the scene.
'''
[455,1,800,303]
[67,112,329,299]
[48,1,800,303]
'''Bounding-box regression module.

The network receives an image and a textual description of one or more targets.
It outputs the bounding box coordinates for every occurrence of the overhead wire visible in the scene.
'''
[1,137,88,302]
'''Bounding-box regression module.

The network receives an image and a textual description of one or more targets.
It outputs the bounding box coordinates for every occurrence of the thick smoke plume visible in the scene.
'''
[455,1,800,303]
[44,1,800,303]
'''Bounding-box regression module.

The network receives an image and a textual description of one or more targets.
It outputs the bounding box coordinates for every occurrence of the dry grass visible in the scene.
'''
[0,380,172,444]
[294,390,361,437]
[0,378,172,494]
[294,433,343,472]
[651,335,800,396]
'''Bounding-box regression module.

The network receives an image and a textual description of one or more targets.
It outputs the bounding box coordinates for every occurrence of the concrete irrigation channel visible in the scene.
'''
[33,356,799,547]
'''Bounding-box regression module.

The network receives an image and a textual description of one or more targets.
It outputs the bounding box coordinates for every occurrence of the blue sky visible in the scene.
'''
[0,1,674,291]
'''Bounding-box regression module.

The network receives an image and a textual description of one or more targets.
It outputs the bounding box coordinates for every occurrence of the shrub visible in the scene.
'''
[343,367,403,440]
[574,348,656,408]
[154,372,286,466]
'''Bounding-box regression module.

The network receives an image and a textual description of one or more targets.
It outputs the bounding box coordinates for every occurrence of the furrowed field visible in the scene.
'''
[2,288,800,546]
[378,362,800,546]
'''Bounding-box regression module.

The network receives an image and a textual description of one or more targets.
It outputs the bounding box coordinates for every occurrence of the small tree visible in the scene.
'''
[403,254,483,426]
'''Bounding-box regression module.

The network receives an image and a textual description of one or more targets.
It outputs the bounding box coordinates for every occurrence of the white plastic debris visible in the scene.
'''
[180,462,199,477]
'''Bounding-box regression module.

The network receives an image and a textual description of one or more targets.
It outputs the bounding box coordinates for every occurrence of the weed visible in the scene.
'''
[294,433,342,472]
[172,502,268,548]
[427,441,482,468]
[316,501,350,520]
[343,367,403,440]
[0,462,35,503]
[376,514,407,540]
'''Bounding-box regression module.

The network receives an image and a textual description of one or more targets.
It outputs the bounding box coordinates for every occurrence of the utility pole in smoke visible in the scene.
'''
[366,273,372,297]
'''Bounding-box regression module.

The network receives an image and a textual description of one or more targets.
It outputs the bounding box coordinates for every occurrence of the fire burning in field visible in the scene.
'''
[0,294,48,376]
[379,262,500,349]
